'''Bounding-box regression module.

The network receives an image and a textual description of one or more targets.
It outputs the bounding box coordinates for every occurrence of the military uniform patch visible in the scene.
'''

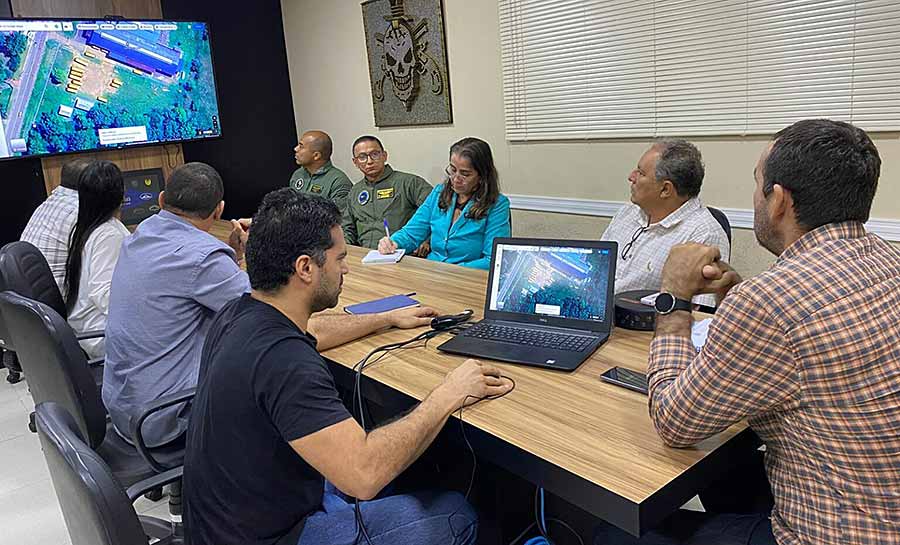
[292,178,303,190]
[310,184,323,194]
[376,187,395,199]
[358,190,371,205]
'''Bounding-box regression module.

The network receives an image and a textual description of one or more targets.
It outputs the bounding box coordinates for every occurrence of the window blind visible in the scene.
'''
[498,0,900,140]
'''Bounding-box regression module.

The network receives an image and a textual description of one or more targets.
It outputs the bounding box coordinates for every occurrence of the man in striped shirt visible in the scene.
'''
[598,120,900,544]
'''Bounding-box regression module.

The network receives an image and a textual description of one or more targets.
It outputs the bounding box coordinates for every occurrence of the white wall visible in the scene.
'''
[281,0,900,277]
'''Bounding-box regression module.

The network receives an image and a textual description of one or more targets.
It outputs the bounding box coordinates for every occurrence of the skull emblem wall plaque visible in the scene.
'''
[363,0,452,126]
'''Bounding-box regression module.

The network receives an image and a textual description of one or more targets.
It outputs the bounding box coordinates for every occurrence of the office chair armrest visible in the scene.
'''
[126,466,183,503]
[75,329,105,340]
[131,388,196,473]
[86,357,104,368]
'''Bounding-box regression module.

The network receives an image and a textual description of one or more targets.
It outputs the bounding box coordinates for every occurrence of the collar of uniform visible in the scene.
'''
[365,164,395,185]
[309,161,334,178]
[777,221,868,264]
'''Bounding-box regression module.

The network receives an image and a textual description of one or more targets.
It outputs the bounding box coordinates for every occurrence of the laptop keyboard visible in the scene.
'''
[463,322,594,352]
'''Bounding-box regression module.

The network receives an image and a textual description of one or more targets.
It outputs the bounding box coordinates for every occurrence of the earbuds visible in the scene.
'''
[431,309,474,330]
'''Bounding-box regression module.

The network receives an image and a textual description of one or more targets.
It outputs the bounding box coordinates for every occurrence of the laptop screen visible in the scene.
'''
[488,242,613,323]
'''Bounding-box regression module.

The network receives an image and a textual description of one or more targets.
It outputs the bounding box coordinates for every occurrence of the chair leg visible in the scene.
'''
[28,411,36,433]
[3,350,23,384]
[168,480,184,541]
[144,487,165,502]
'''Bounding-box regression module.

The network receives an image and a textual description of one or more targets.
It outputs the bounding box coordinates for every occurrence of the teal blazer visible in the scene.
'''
[391,184,511,270]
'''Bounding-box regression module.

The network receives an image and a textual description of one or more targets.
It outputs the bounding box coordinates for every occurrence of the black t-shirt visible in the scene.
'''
[184,294,351,545]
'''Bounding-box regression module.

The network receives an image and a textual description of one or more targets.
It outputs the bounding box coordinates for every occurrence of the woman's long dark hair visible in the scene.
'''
[438,137,501,221]
[64,160,124,314]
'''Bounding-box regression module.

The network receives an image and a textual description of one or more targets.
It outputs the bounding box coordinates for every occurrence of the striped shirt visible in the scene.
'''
[601,198,729,307]
[20,186,79,292]
[648,222,900,545]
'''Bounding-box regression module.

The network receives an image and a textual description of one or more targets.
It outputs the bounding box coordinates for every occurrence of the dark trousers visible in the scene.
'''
[593,511,776,545]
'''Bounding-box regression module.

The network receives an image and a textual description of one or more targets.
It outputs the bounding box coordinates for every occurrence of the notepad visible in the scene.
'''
[344,294,420,314]
[362,249,405,264]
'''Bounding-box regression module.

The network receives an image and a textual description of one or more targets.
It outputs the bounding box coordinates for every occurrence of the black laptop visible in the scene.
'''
[437,238,618,371]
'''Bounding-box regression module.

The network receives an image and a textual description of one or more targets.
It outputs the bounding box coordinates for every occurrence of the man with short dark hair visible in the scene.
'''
[601,141,728,307]
[103,163,435,448]
[289,130,352,218]
[185,189,508,545]
[596,119,900,545]
[345,135,432,248]
[20,157,93,290]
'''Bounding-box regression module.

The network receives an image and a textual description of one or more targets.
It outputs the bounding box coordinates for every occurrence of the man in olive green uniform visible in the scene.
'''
[289,130,352,219]
[345,135,432,248]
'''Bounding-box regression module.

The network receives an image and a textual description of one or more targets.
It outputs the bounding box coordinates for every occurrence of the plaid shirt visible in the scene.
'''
[648,222,900,545]
[601,198,729,307]
[19,186,79,292]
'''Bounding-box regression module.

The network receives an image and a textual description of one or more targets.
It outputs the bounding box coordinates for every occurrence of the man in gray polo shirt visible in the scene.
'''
[104,162,437,448]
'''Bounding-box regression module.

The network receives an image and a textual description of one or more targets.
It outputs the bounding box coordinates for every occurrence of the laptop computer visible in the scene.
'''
[437,237,618,371]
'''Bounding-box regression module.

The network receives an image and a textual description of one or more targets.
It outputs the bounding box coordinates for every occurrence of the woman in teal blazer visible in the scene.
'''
[377,137,510,269]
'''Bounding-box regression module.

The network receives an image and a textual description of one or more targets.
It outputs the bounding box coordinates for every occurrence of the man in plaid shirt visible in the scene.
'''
[598,120,900,544]
[20,158,93,292]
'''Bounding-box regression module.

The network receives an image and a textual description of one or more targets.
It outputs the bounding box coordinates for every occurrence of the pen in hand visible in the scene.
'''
[383,219,391,238]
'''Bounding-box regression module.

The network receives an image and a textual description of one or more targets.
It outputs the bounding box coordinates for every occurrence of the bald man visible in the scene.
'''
[289,130,352,220]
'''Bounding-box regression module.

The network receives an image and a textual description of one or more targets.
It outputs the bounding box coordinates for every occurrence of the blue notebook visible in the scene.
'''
[344,294,420,314]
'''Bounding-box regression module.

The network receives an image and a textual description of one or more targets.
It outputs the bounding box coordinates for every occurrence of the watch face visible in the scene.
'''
[655,292,675,313]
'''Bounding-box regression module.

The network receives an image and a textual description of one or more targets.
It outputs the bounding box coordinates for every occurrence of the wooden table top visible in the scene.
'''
[208,221,746,507]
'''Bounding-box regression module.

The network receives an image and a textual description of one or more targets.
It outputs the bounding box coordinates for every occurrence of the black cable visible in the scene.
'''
[508,522,539,545]
[545,518,585,545]
[350,326,468,545]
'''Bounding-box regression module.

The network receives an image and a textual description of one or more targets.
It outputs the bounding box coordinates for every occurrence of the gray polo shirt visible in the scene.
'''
[103,210,250,447]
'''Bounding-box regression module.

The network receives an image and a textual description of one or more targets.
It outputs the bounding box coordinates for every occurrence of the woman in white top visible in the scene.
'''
[64,160,129,358]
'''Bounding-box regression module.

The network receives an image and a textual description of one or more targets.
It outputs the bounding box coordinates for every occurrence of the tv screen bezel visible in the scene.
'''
[0,16,224,162]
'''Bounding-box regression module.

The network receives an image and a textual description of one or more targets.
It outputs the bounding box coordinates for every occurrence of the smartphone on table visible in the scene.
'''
[600,366,649,395]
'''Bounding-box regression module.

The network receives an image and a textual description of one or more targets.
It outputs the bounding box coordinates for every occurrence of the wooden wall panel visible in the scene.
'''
[11,0,182,194]
[11,0,160,18]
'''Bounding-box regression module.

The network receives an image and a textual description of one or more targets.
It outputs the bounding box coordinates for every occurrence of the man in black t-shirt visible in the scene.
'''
[184,190,512,545]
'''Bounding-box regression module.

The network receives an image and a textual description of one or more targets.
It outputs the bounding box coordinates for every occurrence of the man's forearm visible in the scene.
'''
[654,310,692,339]
[357,389,457,498]
[308,312,392,351]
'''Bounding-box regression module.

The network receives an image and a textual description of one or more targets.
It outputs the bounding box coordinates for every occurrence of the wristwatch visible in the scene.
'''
[654,292,692,315]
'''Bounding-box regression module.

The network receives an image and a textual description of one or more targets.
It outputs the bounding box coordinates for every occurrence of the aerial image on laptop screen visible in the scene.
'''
[0,19,221,159]
[490,244,612,322]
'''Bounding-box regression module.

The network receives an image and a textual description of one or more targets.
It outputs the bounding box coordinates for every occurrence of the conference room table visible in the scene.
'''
[210,222,757,537]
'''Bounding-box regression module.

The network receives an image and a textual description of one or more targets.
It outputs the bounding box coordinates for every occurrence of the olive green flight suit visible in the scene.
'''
[344,165,432,248]
[289,161,352,220]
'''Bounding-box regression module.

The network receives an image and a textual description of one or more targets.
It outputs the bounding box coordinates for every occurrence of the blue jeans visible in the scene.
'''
[297,486,478,545]
[594,511,776,545]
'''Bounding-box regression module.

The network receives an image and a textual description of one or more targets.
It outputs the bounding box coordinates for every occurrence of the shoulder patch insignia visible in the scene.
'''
[358,190,371,205]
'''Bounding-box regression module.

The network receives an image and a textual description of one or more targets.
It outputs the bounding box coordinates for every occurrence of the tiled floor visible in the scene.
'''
[0,373,170,545]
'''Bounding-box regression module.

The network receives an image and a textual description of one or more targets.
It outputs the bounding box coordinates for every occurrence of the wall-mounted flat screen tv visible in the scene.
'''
[0,19,221,161]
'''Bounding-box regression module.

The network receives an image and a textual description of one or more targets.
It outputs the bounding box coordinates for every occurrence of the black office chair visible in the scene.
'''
[707,206,732,246]
[0,241,105,383]
[0,291,192,522]
[35,401,183,545]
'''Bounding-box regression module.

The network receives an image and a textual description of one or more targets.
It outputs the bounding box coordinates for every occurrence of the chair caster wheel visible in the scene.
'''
[6,370,22,384]
[28,411,36,433]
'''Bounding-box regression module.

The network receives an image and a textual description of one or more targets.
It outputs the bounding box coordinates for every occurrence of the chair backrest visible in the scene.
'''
[35,402,148,545]
[0,291,107,447]
[707,206,732,246]
[0,241,67,317]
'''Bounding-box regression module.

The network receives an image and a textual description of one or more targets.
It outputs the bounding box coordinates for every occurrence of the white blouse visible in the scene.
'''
[67,217,130,358]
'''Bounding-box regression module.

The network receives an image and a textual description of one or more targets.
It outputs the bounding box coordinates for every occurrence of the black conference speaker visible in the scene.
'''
[614,289,658,331]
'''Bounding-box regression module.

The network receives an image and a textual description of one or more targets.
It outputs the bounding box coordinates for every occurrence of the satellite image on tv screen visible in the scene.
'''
[491,245,612,321]
[0,19,221,159]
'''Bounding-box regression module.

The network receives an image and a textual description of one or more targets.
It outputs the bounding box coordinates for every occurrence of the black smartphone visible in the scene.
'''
[600,367,649,395]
